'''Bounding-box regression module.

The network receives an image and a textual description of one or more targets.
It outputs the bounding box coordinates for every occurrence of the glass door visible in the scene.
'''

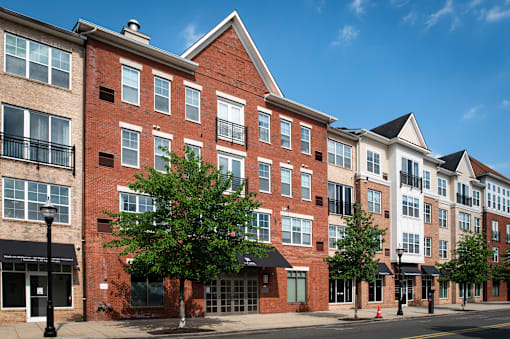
[28,274,47,322]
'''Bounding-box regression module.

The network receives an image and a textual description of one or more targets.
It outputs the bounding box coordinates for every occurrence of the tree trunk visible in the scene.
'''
[178,278,186,328]
[354,280,359,320]
[463,283,467,311]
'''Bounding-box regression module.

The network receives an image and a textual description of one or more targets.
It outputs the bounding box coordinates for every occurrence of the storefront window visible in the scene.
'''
[368,276,383,302]
[2,272,26,308]
[329,275,352,303]
[131,275,164,307]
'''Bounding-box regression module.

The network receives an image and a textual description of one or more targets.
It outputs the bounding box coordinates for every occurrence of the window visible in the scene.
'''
[245,212,270,242]
[327,139,352,169]
[493,247,499,262]
[507,224,510,243]
[121,129,139,168]
[185,144,201,160]
[459,212,470,231]
[1,264,25,308]
[423,170,431,190]
[401,157,420,188]
[329,277,352,303]
[282,216,312,246]
[3,178,69,224]
[258,162,271,193]
[185,87,200,123]
[439,240,448,259]
[217,98,244,144]
[472,190,480,207]
[424,203,431,223]
[218,153,245,192]
[402,195,419,218]
[328,225,346,249]
[280,119,291,149]
[369,276,383,302]
[287,271,306,303]
[498,196,501,210]
[154,77,170,113]
[368,189,381,214]
[328,183,353,215]
[475,283,481,297]
[367,150,380,175]
[121,66,139,105]
[424,237,431,257]
[131,275,164,307]
[439,281,449,299]
[492,220,499,241]
[154,137,170,172]
[439,209,448,228]
[300,126,311,154]
[488,191,492,208]
[258,112,270,143]
[120,193,154,213]
[422,276,432,300]
[403,233,419,254]
[281,168,292,197]
[493,281,500,297]
[438,177,447,197]
[301,173,311,201]
[4,33,71,88]
[474,217,481,234]
[459,284,472,299]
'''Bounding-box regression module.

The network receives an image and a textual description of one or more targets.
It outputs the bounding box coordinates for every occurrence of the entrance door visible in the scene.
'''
[205,271,258,315]
[28,274,47,322]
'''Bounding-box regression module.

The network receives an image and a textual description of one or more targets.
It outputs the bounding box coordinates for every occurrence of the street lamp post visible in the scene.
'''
[41,199,58,337]
[396,247,404,316]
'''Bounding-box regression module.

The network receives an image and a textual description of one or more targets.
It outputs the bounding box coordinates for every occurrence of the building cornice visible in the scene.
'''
[264,93,337,124]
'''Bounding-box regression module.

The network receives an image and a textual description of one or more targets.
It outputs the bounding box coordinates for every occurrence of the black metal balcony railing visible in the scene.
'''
[456,193,472,207]
[1,132,75,175]
[493,231,501,242]
[400,171,422,191]
[328,199,353,216]
[220,174,248,193]
[216,118,247,146]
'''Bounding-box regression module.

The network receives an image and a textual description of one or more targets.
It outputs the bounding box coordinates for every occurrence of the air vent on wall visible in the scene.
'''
[383,172,388,181]
[97,218,112,233]
[99,152,114,168]
[316,241,324,252]
[384,210,390,219]
[99,86,114,102]
[315,196,323,206]
[385,248,390,256]
[315,151,323,162]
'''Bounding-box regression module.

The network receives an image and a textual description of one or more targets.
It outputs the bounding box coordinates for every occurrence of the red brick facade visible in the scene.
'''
[484,211,510,302]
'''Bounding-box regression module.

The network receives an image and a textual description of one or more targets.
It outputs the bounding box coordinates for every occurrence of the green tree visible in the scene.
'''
[437,231,494,310]
[324,203,386,319]
[104,147,271,327]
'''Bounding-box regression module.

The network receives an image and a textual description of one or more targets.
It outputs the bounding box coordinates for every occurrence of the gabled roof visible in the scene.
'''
[181,10,283,96]
[469,156,510,182]
[371,113,412,139]
[439,150,465,172]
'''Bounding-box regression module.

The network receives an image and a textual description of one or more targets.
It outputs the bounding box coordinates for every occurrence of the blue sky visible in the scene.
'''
[4,0,510,176]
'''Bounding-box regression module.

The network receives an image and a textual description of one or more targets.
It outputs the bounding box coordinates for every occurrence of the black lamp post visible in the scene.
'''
[396,246,404,316]
[41,199,58,337]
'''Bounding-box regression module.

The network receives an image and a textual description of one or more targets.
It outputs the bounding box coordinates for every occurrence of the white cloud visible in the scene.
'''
[465,0,483,13]
[350,0,367,15]
[331,25,360,46]
[430,152,443,159]
[311,0,326,13]
[503,99,510,107]
[425,0,460,31]
[402,11,418,25]
[180,24,203,49]
[484,6,510,22]
[462,104,483,120]
[391,0,409,8]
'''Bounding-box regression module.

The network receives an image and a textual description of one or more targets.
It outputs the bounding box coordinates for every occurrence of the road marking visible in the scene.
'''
[401,321,510,339]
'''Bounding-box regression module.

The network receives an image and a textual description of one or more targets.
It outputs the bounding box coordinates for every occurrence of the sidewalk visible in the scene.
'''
[1,302,510,339]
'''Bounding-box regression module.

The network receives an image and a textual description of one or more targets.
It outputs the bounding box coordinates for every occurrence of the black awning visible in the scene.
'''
[377,263,393,275]
[422,265,441,277]
[237,246,292,268]
[400,264,422,276]
[0,239,77,266]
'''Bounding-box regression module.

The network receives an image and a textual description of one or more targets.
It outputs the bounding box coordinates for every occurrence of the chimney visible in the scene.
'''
[121,19,151,44]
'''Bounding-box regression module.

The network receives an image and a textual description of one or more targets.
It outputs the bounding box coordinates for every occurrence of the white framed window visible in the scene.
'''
[403,233,419,254]
[368,276,383,302]
[492,220,499,241]
[328,183,353,216]
[439,209,448,228]
[474,217,481,234]
[121,129,139,168]
[472,190,480,207]
[488,192,492,209]
[218,153,245,192]
[120,192,154,213]
[258,112,270,143]
[280,119,291,149]
[154,137,170,172]
[259,162,271,193]
[288,270,307,303]
[493,247,499,262]
[475,283,481,297]
[154,77,170,113]
[328,139,352,169]
[301,173,311,201]
[185,87,200,123]
[424,203,431,223]
[438,177,447,197]
[217,98,244,144]
[439,240,448,259]
[459,212,470,231]
[121,65,139,105]
[402,195,419,218]
[368,189,381,214]
[459,284,472,299]
[282,216,312,246]
[185,144,201,160]
[439,281,449,299]
[3,177,70,224]
[328,224,346,249]
[424,236,431,257]
[367,150,380,175]
[423,170,431,190]
[300,126,311,154]
[281,168,292,197]
[507,224,510,243]
[245,212,270,243]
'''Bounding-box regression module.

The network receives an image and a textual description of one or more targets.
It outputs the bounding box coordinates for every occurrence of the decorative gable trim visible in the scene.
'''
[397,113,428,150]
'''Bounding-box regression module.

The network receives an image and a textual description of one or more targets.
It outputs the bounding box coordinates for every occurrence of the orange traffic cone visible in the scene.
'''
[375,306,382,319]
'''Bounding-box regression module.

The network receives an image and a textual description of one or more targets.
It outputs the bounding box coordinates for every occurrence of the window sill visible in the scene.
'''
[121,99,140,107]
[301,152,311,156]
[367,301,383,304]
[121,163,140,169]
[282,194,293,198]
[328,302,353,305]
[185,118,201,125]
[155,109,171,115]
[302,198,312,202]
[281,146,292,151]
[2,71,72,92]
[259,140,271,145]
[282,243,313,248]
[259,190,272,194]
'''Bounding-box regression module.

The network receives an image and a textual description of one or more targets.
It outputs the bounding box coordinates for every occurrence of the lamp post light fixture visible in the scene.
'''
[41,199,58,337]
[396,246,404,316]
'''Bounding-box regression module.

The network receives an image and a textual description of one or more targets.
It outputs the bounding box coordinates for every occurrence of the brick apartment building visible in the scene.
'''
[0,8,85,323]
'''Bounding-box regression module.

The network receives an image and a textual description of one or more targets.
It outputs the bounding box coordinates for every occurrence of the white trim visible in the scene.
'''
[280,162,293,170]
[279,211,314,220]
[216,145,246,158]
[119,121,142,132]
[153,76,171,115]
[121,65,140,106]
[285,266,309,271]
[183,80,202,91]
[355,173,391,187]
[299,122,313,129]
[216,90,246,105]
[300,167,313,174]
[257,106,272,115]
[184,138,203,148]
[119,57,143,70]
[254,208,273,214]
[152,130,174,140]
[257,156,273,165]
[152,69,173,81]
[280,114,293,122]
[117,185,136,194]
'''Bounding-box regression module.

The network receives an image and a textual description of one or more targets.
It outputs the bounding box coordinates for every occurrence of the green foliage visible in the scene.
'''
[493,249,510,282]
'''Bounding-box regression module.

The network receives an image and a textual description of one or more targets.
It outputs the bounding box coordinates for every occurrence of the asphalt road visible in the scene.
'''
[189,309,510,339]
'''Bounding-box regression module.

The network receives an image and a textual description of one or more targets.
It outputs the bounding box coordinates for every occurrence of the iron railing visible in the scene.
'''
[328,199,353,216]
[216,118,247,146]
[400,171,422,190]
[456,193,472,207]
[220,174,248,194]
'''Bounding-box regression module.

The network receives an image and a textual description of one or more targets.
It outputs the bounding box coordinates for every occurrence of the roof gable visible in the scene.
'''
[371,113,412,139]
[470,156,510,182]
[397,114,428,149]
[439,150,475,177]
[181,11,282,96]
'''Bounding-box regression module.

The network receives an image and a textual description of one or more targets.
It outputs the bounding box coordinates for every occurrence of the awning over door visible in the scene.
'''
[399,264,422,276]
[0,239,78,266]
[377,263,393,275]
[422,265,441,277]
[237,246,292,268]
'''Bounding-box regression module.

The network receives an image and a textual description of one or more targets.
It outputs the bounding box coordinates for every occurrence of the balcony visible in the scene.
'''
[1,133,75,174]
[220,174,248,194]
[400,171,422,191]
[328,199,353,216]
[492,231,501,242]
[456,193,472,207]
[216,118,247,146]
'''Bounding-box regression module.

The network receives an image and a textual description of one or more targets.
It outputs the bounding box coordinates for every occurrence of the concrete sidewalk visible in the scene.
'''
[1,302,510,338]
